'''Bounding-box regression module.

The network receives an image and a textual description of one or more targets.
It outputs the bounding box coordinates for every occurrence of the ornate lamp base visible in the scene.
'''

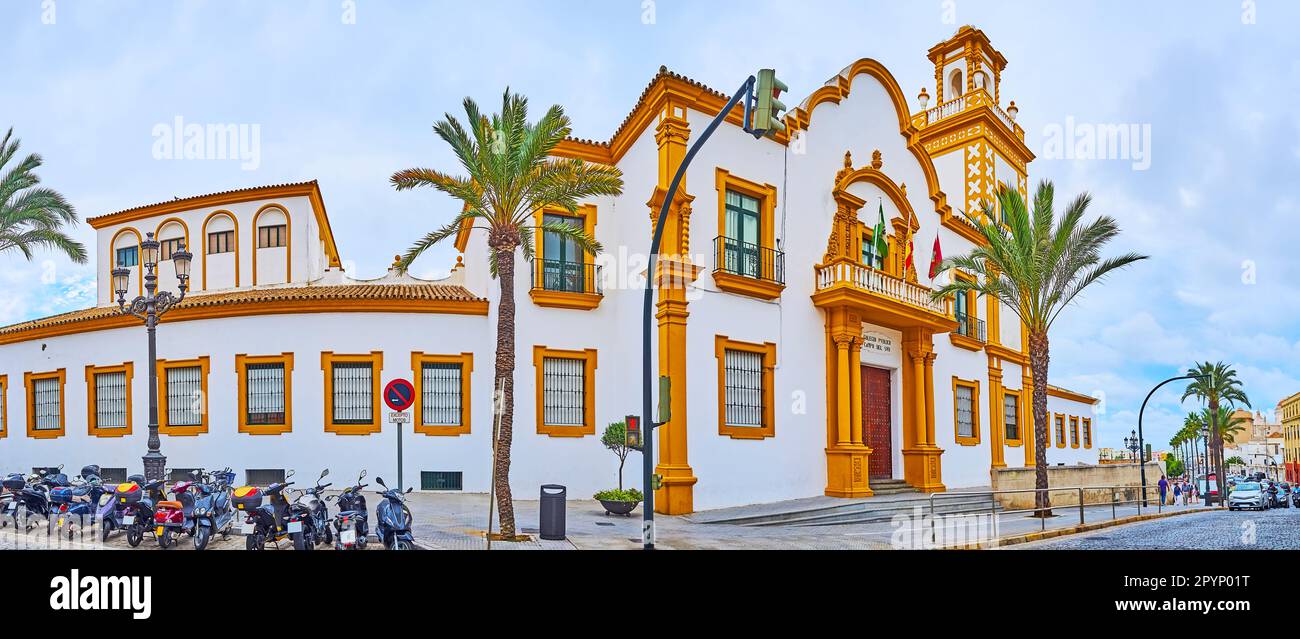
[143,452,167,483]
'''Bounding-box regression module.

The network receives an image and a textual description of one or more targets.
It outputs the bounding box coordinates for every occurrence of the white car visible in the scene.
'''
[1228,482,1268,511]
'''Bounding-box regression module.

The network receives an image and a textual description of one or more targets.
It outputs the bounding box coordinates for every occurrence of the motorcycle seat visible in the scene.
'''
[157,500,183,510]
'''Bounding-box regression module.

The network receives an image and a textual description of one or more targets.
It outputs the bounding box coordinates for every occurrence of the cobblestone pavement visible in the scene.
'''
[1014,506,1300,550]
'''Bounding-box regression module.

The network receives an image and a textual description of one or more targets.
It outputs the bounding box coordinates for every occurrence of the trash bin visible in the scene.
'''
[539,484,566,540]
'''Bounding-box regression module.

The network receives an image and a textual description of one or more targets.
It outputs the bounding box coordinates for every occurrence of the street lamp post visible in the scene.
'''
[1137,373,1207,506]
[1124,430,1142,464]
[1201,423,1212,507]
[112,232,192,483]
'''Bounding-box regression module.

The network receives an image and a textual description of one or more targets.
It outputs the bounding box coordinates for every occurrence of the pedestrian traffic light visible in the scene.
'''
[625,414,641,448]
[751,68,788,139]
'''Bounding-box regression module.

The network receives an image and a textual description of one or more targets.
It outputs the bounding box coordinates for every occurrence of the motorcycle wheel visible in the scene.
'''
[158,528,175,549]
[246,532,264,551]
[393,539,413,551]
[101,521,113,543]
[194,526,211,551]
[126,524,143,547]
[321,524,333,546]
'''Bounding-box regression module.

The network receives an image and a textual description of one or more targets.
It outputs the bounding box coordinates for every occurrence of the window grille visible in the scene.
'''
[245,468,286,486]
[421,362,463,426]
[1004,395,1019,441]
[93,371,128,429]
[166,366,203,426]
[246,363,286,425]
[421,471,463,491]
[955,384,975,438]
[723,349,764,427]
[332,362,373,424]
[32,377,61,431]
[542,357,585,426]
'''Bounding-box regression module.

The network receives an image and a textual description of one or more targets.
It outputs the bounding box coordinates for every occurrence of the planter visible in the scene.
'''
[599,499,640,516]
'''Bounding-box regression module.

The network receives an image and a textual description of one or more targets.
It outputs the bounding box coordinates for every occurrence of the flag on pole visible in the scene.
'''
[872,200,889,261]
[902,214,916,277]
[928,235,944,280]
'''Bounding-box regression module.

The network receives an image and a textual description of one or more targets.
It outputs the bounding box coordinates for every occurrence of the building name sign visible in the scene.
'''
[863,332,894,355]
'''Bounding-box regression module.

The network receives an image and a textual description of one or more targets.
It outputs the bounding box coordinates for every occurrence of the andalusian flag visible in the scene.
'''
[872,201,889,260]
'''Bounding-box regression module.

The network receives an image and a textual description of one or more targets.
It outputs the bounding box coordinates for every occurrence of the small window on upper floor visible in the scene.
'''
[160,237,185,261]
[258,224,287,249]
[949,69,964,98]
[208,230,234,255]
[116,246,138,268]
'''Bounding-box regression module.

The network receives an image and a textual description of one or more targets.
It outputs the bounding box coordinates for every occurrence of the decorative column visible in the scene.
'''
[823,307,872,498]
[987,356,1006,469]
[901,329,945,492]
[649,98,701,515]
[849,336,864,446]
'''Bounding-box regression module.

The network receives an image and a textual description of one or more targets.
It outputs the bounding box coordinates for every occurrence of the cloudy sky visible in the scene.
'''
[2,0,1297,451]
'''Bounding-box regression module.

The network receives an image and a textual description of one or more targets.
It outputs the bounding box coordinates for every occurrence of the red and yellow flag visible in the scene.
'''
[928,235,944,280]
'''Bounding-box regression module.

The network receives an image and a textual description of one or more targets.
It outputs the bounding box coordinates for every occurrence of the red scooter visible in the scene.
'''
[153,477,200,549]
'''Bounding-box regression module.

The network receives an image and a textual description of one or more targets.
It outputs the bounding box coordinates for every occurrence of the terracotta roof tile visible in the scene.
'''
[86,181,320,224]
[563,65,729,149]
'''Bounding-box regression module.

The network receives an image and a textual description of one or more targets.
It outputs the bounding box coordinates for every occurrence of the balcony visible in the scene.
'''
[812,261,956,333]
[950,312,987,351]
[712,236,786,300]
[910,88,1024,140]
[529,259,603,310]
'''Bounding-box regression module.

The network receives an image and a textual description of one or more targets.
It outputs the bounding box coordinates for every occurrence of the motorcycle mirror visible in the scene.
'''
[286,469,296,479]
[359,469,367,480]
[405,488,413,494]
[321,469,329,478]
[376,477,387,488]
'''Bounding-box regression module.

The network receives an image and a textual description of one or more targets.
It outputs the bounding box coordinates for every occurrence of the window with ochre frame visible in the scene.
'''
[714,336,777,440]
[1070,416,1080,449]
[532,346,597,437]
[157,357,210,436]
[1002,390,1021,445]
[25,369,67,439]
[0,374,6,438]
[714,168,782,295]
[236,353,294,435]
[1054,413,1066,448]
[411,352,473,437]
[86,363,134,438]
[953,377,980,446]
[321,352,383,435]
[1082,417,1092,448]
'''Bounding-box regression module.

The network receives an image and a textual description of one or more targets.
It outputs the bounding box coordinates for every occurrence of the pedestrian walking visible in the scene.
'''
[1158,475,1169,505]
[1173,482,1181,506]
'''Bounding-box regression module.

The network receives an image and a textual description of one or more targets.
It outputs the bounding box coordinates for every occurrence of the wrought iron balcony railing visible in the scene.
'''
[955,312,987,342]
[533,259,602,295]
[713,236,785,285]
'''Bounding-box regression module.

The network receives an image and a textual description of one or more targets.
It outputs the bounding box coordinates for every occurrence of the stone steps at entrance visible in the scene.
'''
[693,490,1001,527]
[867,478,917,496]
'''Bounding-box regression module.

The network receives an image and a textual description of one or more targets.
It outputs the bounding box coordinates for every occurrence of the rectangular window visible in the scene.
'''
[1004,393,1020,442]
[246,363,287,425]
[542,357,586,427]
[116,246,138,268]
[160,238,185,261]
[166,365,203,427]
[540,213,586,292]
[99,468,128,484]
[954,381,978,444]
[168,468,202,483]
[713,337,776,440]
[723,189,762,278]
[258,224,287,248]
[421,362,463,426]
[331,362,374,425]
[207,230,234,255]
[93,371,128,430]
[862,232,883,270]
[1055,414,1066,448]
[1070,416,1080,448]
[1082,418,1092,448]
[32,377,61,431]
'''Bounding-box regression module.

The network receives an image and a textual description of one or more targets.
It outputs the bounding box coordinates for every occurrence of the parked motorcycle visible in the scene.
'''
[373,477,415,550]
[191,468,237,550]
[236,470,296,550]
[154,472,204,549]
[113,474,167,547]
[51,466,106,540]
[286,469,332,551]
[329,470,369,550]
[2,472,49,531]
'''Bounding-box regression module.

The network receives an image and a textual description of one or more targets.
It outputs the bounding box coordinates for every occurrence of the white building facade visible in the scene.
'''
[0,27,1097,513]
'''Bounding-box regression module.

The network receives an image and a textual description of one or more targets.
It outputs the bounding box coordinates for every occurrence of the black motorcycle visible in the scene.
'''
[329,470,369,550]
[373,477,415,550]
[286,469,332,551]
[236,470,296,550]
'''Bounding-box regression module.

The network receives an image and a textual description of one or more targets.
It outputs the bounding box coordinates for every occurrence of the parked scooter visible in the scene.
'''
[373,477,415,550]
[286,469,332,550]
[51,466,106,540]
[236,470,296,550]
[3,472,50,531]
[191,468,236,550]
[112,474,167,546]
[154,472,203,549]
[329,470,369,550]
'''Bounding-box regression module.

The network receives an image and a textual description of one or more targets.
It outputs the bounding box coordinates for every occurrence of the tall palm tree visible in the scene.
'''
[1182,362,1249,503]
[933,181,1147,515]
[391,91,623,538]
[0,128,87,262]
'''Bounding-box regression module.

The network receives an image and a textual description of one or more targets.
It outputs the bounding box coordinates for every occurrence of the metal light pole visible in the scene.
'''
[1201,424,1211,506]
[112,232,192,483]
[1137,373,1206,506]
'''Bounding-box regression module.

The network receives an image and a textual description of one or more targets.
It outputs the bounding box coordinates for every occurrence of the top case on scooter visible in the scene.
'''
[115,482,143,505]
[49,487,75,504]
[232,486,262,511]
[2,475,24,491]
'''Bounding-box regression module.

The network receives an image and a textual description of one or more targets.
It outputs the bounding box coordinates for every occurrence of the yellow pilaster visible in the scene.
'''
[824,308,872,498]
[987,357,1006,469]
[849,337,864,446]
[901,330,945,492]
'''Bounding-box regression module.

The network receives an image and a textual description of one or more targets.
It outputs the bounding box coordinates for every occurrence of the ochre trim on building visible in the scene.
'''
[0,375,7,438]
[713,336,777,440]
[85,362,134,438]
[952,376,980,446]
[201,210,240,290]
[321,351,383,435]
[86,181,342,270]
[532,346,597,438]
[154,217,191,254]
[157,357,210,436]
[410,351,473,436]
[24,369,66,439]
[235,353,294,436]
[252,203,292,285]
[1047,385,1097,405]
[1082,417,1093,449]
[1054,412,1067,448]
[1002,388,1022,447]
[1070,416,1080,449]
[529,204,603,310]
[713,168,783,300]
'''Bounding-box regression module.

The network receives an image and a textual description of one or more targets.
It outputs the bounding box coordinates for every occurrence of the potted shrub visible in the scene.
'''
[595,421,642,516]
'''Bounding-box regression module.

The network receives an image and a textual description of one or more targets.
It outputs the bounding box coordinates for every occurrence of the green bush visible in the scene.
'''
[594,488,643,503]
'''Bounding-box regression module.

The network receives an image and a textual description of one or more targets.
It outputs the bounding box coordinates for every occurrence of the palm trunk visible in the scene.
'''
[1028,330,1053,516]
[1209,400,1224,505]
[492,246,518,538]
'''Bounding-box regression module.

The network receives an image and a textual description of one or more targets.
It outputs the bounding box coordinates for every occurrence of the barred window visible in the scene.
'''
[1003,394,1019,441]
[32,377,61,431]
[542,357,585,426]
[331,362,373,424]
[1055,415,1066,446]
[723,349,764,427]
[1083,419,1092,447]
[258,224,287,248]
[955,384,975,439]
[93,371,128,429]
[421,362,463,426]
[0,384,6,431]
[207,230,234,255]
[166,366,203,427]
[160,238,185,261]
[246,363,286,425]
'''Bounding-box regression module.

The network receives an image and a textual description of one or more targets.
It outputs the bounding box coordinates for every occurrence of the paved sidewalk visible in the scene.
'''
[403,493,1216,550]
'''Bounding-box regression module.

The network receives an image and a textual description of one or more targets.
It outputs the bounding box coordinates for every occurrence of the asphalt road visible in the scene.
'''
[1017,506,1300,550]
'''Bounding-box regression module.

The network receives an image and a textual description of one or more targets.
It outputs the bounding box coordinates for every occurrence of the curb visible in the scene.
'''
[990,507,1221,549]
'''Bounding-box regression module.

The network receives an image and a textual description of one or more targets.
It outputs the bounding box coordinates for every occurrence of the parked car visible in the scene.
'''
[1228,482,1268,511]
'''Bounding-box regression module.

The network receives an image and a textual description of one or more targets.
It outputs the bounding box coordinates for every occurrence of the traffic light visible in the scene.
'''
[751,68,788,139]
[625,414,641,448]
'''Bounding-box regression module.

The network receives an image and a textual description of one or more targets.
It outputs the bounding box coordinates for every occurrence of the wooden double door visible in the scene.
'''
[861,365,893,480]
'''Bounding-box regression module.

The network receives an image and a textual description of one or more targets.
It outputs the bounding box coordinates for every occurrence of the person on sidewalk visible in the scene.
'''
[1158,475,1169,505]
[1172,481,1181,506]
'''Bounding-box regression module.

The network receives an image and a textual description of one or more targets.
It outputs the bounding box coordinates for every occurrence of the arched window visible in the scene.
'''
[253,205,290,285]
[202,211,239,290]
[949,69,964,98]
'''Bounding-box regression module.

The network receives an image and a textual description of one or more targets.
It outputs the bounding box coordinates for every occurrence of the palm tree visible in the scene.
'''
[0,128,87,263]
[1182,362,1249,503]
[932,181,1147,515]
[390,91,623,538]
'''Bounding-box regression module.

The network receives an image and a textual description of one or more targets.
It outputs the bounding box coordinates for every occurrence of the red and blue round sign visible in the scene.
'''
[383,378,415,412]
